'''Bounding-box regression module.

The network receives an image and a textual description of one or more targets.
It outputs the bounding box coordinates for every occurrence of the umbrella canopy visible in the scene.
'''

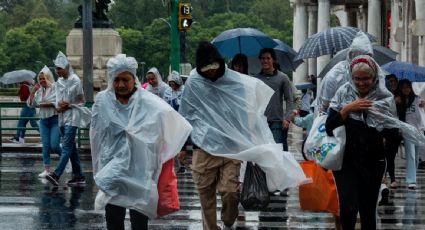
[318,44,398,78]
[295,82,316,90]
[0,70,36,85]
[294,26,376,61]
[247,39,303,73]
[211,28,278,58]
[381,61,425,82]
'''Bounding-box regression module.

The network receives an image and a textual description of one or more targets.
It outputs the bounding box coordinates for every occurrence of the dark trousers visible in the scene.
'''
[333,160,386,230]
[385,136,401,182]
[105,204,148,230]
[268,121,289,151]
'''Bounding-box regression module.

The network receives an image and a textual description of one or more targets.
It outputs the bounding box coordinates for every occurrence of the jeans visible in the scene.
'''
[404,139,419,184]
[39,116,61,166]
[15,105,39,139]
[53,126,83,178]
[105,203,148,230]
[268,121,289,151]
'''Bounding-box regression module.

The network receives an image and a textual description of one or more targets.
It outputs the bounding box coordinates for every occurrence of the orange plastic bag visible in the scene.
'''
[157,159,180,217]
[299,160,339,215]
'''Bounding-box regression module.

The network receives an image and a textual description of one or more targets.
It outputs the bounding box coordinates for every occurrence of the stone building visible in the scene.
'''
[290,0,425,84]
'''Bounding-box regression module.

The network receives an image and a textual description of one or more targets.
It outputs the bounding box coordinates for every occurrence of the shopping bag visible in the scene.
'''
[299,161,339,215]
[303,115,345,170]
[240,162,270,211]
[157,158,180,217]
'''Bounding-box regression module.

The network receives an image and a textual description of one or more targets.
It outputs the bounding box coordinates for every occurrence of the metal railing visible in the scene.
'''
[0,102,90,148]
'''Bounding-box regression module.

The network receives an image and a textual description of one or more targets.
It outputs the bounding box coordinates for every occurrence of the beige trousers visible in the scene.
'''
[191,149,241,230]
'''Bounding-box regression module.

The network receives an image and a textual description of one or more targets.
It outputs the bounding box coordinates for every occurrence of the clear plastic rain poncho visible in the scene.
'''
[330,55,425,148]
[317,32,375,113]
[179,67,307,192]
[27,66,57,119]
[145,67,171,98]
[53,51,91,127]
[163,71,184,110]
[90,54,192,218]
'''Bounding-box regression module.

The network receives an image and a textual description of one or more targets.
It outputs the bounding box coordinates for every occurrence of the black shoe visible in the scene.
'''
[177,166,186,173]
[67,176,86,187]
[379,187,390,205]
[46,173,59,186]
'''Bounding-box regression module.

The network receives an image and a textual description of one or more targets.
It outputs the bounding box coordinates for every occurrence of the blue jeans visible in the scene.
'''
[404,139,419,184]
[268,121,289,151]
[53,126,83,178]
[39,116,61,166]
[15,105,39,139]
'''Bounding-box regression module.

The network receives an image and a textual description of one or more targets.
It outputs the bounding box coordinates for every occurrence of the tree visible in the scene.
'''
[3,27,44,71]
[0,46,10,74]
[116,27,145,69]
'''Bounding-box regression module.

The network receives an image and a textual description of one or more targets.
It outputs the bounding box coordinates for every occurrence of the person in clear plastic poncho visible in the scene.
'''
[145,67,171,99]
[179,41,306,230]
[163,70,184,111]
[317,31,376,114]
[325,55,425,229]
[27,66,61,178]
[45,51,89,187]
[90,54,192,228]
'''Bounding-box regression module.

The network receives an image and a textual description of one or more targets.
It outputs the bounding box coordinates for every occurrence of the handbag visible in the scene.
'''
[303,115,345,170]
[157,158,180,217]
[240,162,270,211]
[299,161,339,215]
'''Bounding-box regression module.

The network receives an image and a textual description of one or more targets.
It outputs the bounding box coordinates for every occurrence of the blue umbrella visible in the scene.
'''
[381,61,425,82]
[294,26,376,61]
[211,28,278,58]
[295,82,316,90]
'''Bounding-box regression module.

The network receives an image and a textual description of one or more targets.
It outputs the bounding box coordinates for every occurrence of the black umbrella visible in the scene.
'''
[318,45,398,78]
[294,26,376,61]
[247,39,303,73]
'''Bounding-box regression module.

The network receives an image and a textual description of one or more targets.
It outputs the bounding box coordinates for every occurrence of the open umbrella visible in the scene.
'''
[295,82,316,90]
[211,28,278,59]
[318,45,398,78]
[294,26,376,61]
[382,61,425,82]
[247,39,303,73]
[0,70,36,85]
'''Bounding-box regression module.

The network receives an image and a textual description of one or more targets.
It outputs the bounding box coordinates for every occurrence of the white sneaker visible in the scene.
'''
[65,160,72,173]
[38,170,49,178]
[18,137,25,144]
[408,183,417,190]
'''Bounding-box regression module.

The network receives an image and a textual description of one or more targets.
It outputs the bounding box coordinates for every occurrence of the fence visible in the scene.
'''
[0,102,90,148]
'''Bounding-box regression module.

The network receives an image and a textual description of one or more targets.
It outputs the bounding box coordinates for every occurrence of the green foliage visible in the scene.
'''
[0,46,10,74]
[116,27,145,68]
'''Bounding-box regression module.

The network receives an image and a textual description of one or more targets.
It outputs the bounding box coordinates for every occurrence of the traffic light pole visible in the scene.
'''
[170,0,180,72]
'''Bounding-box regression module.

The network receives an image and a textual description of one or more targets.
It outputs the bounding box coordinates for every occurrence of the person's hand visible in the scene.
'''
[419,99,425,108]
[178,151,186,164]
[345,99,373,112]
[32,83,40,92]
[394,96,401,104]
[58,100,69,112]
[283,119,290,129]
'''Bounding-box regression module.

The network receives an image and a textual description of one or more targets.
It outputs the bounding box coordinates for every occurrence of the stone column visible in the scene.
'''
[415,0,425,66]
[332,5,349,27]
[356,5,367,31]
[67,28,122,90]
[317,0,330,76]
[367,0,382,44]
[390,0,402,59]
[292,0,308,83]
[307,6,317,77]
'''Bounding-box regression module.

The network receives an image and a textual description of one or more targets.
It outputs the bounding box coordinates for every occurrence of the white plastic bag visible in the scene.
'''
[303,115,345,170]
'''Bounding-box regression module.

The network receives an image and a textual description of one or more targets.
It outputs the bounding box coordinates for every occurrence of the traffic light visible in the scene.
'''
[178,2,193,30]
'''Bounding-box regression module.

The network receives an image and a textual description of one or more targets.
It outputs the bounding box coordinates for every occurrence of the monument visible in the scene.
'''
[66,0,121,90]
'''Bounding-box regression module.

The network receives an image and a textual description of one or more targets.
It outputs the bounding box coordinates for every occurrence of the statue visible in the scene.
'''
[74,0,113,28]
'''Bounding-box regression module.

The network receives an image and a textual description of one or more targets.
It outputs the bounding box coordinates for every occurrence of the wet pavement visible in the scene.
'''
[0,126,424,229]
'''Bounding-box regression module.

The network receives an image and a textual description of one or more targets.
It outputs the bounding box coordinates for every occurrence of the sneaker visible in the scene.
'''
[67,176,86,187]
[390,181,398,188]
[46,173,60,186]
[18,137,25,144]
[8,137,19,143]
[408,183,417,190]
[38,170,49,178]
